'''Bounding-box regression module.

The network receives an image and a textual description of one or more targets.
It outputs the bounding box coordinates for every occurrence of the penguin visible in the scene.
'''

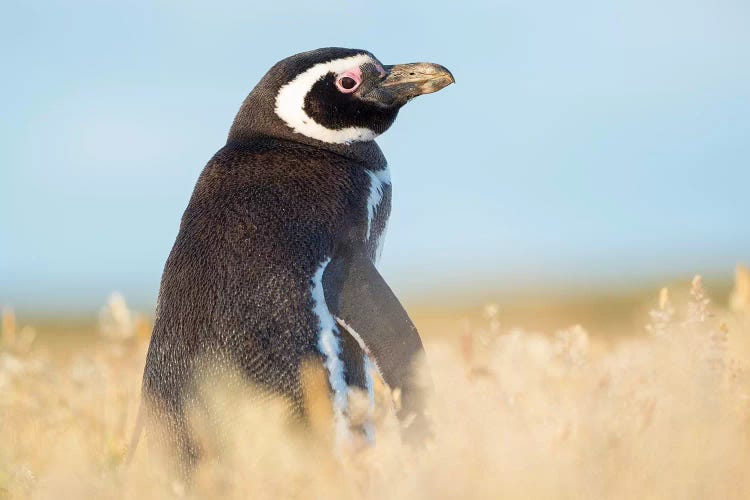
[139,47,454,471]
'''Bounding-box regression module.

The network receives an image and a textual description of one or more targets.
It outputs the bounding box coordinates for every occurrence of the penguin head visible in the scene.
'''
[229,48,454,146]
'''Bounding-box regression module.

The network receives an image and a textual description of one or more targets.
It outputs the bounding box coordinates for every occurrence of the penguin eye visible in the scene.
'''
[335,71,361,94]
[340,77,357,89]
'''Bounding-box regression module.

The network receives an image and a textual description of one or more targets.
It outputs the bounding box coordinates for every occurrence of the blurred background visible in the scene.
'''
[2,3,750,496]
[1,0,749,326]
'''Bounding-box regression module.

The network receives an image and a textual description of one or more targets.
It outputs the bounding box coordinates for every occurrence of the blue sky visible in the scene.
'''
[1,0,749,311]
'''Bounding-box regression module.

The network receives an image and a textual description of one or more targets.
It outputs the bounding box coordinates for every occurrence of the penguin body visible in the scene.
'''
[141,47,453,469]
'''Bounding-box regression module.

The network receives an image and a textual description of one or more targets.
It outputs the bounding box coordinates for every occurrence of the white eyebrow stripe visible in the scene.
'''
[274,53,379,145]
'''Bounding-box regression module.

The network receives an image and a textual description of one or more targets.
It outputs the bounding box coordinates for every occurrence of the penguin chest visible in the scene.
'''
[363,167,392,263]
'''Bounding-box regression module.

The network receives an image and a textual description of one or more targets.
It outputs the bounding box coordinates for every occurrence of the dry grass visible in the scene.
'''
[2,268,750,499]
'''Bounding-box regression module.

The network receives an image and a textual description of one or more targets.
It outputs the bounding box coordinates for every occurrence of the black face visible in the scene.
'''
[228,47,454,147]
[303,62,400,136]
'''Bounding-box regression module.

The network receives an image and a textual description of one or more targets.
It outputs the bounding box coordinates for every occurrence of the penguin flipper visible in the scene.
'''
[323,250,431,443]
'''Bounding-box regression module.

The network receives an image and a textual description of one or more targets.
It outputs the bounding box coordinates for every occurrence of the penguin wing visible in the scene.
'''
[323,249,430,440]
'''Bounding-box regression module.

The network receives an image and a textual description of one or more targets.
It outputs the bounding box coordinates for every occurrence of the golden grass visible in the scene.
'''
[2,271,750,499]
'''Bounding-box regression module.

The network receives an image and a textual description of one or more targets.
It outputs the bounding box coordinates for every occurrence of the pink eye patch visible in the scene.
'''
[335,67,362,93]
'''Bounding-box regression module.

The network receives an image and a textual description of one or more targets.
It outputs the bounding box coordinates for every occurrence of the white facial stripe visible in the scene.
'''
[275,53,379,144]
[312,258,351,445]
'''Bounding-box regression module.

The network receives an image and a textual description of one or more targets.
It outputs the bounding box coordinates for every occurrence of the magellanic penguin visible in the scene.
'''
[140,47,454,472]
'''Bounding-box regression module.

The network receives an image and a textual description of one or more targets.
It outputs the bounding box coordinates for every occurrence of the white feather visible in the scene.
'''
[362,355,376,442]
[275,53,378,144]
[311,258,350,444]
[374,218,389,264]
[335,316,384,380]
[336,317,380,443]
[365,167,391,263]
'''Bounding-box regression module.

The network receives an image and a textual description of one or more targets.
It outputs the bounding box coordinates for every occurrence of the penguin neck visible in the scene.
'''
[227,93,388,170]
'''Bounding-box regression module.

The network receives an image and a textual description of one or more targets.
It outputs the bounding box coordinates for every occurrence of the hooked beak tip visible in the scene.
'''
[380,62,455,100]
[441,66,456,85]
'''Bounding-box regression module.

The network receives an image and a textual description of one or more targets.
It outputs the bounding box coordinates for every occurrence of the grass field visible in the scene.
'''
[1,267,749,499]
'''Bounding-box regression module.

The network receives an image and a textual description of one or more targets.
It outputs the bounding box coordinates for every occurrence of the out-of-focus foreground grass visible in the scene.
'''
[2,267,750,499]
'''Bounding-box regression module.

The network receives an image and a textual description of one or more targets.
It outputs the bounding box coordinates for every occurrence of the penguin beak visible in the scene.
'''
[363,62,455,107]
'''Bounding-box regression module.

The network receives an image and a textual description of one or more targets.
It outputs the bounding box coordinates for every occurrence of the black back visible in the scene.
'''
[142,47,405,471]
